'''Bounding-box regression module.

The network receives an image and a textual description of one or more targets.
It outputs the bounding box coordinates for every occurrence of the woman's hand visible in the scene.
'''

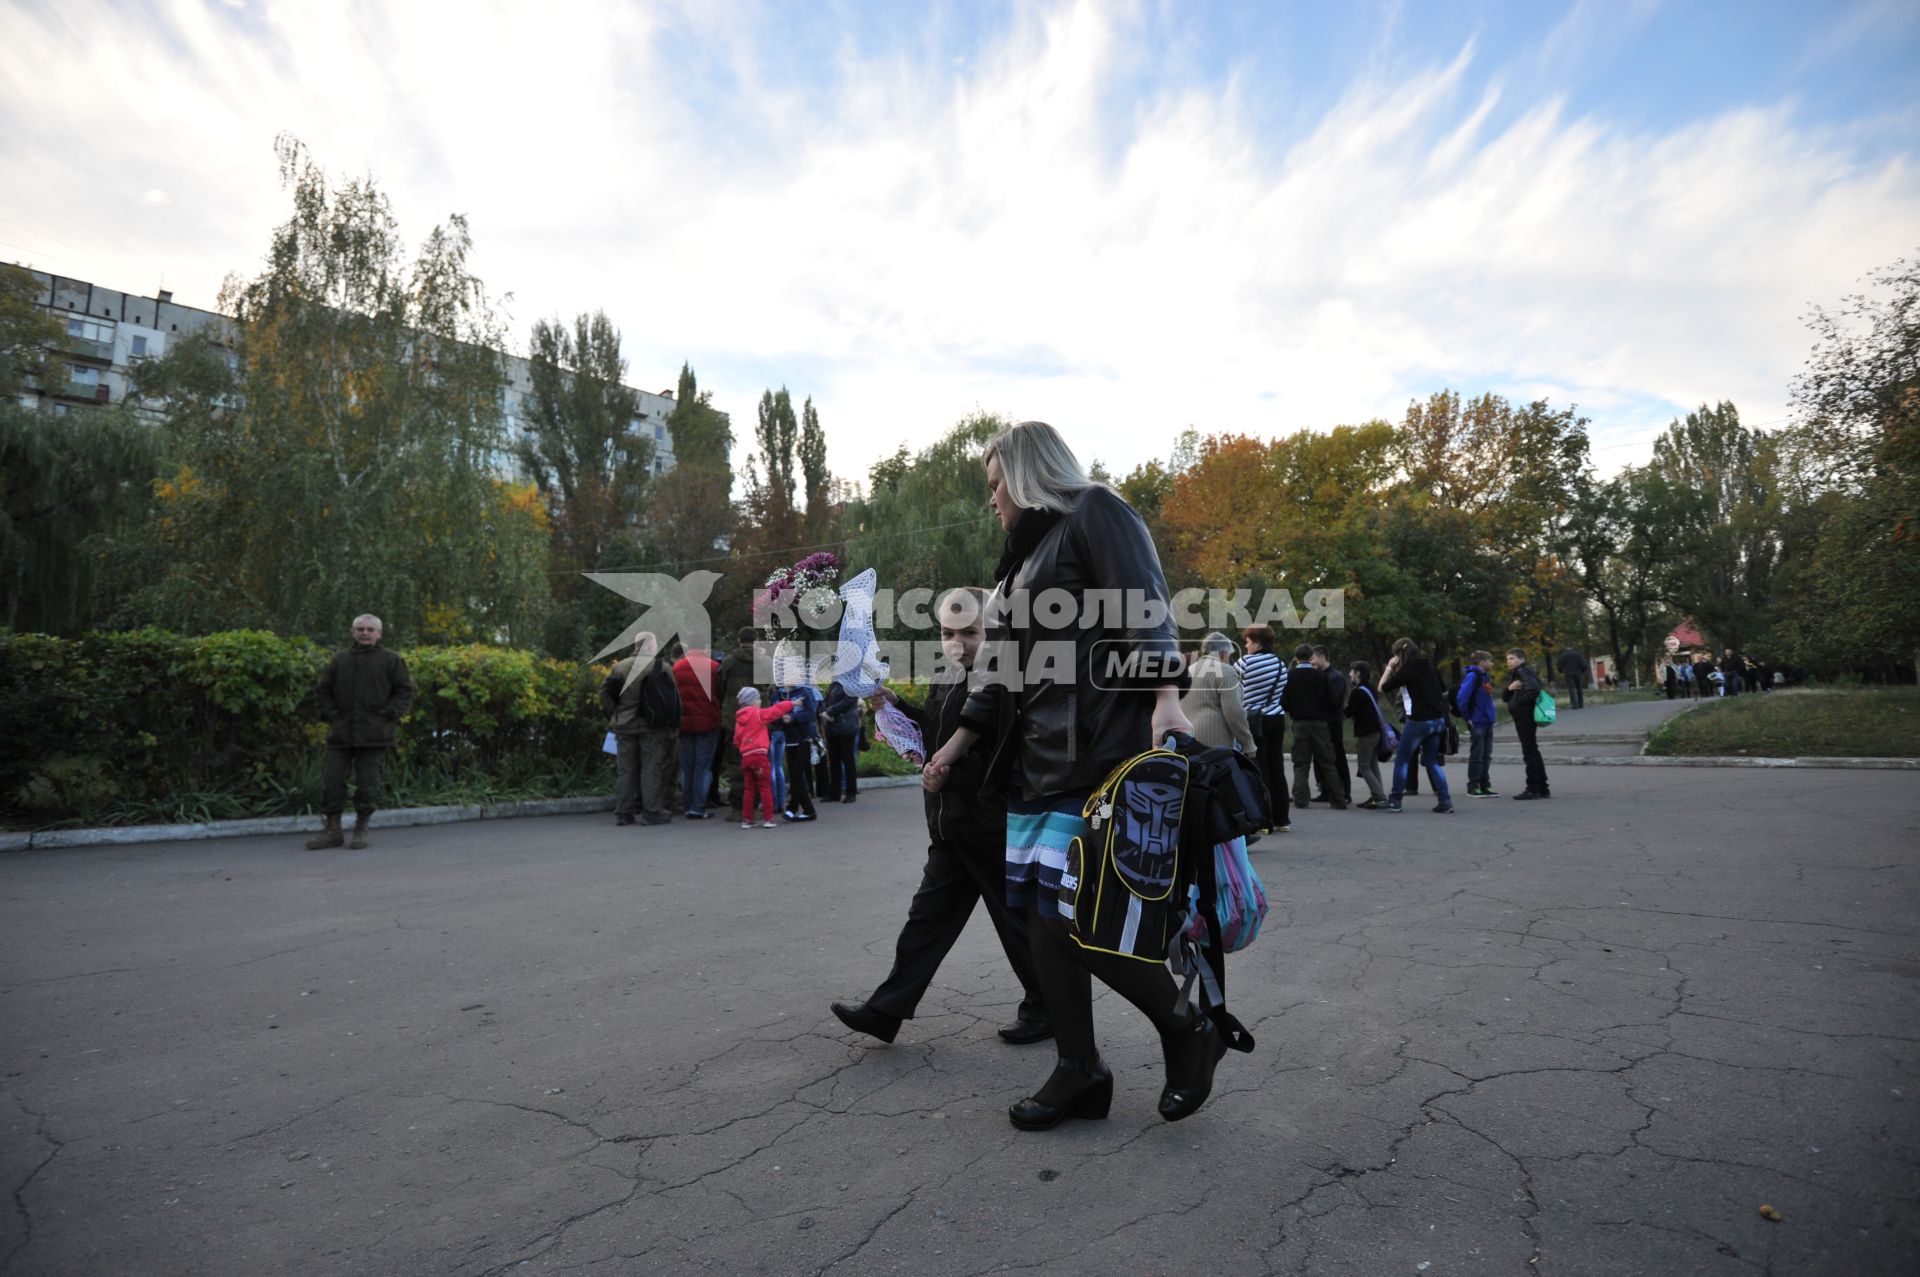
[1151,686,1193,746]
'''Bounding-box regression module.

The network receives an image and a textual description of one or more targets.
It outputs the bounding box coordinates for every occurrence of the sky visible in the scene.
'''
[2,0,1917,483]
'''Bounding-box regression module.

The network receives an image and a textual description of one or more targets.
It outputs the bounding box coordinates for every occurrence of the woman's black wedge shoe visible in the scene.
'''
[1158,1014,1228,1122]
[1008,1056,1113,1130]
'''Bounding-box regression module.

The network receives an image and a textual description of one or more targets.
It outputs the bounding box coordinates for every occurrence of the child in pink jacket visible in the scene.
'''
[734,688,795,828]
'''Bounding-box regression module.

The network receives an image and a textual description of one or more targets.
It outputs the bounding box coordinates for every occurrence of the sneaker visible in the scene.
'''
[686,811,710,821]
[761,819,777,828]
[741,821,753,829]
[1473,787,1499,798]
[1330,800,1350,810]
[1385,800,1403,813]
[1433,802,1455,814]
[1514,790,1543,801]
[1357,798,1381,810]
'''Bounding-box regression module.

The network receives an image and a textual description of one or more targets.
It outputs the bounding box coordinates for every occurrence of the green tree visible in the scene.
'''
[841,412,1008,622]
[749,387,799,522]
[648,361,737,576]
[1773,253,1920,676]
[0,263,59,394]
[0,405,161,634]
[1395,391,1591,547]
[113,135,548,645]
[1647,402,1781,649]
[1562,467,1687,680]
[662,362,734,470]
[515,310,649,574]
[1790,253,1920,528]
[1,265,165,635]
[799,395,830,535]
[513,311,651,656]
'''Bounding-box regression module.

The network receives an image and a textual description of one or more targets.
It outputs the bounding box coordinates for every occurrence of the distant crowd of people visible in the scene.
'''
[599,626,869,829]
[1662,647,1780,700]
[1178,632,1554,812]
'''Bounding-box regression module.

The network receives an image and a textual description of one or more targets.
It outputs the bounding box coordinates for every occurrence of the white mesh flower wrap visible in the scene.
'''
[830,568,891,697]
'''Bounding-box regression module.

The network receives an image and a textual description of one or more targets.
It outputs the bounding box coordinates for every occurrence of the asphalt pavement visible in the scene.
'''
[2,756,1916,1276]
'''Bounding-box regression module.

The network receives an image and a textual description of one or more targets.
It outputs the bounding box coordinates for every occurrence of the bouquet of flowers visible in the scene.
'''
[754,551,841,686]
[754,551,841,639]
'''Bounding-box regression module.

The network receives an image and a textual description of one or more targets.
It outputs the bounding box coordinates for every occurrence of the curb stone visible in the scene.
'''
[0,774,927,852]
[1507,753,1920,770]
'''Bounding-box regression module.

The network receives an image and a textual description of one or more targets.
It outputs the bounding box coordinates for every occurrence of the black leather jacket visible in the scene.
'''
[960,485,1184,799]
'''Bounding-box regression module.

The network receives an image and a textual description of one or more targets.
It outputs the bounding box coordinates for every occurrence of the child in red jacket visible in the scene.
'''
[734,688,795,828]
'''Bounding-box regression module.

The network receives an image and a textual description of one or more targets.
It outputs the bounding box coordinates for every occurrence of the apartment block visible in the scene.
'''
[16,269,698,476]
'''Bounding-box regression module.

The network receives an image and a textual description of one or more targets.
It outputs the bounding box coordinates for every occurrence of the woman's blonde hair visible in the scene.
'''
[984,421,1092,515]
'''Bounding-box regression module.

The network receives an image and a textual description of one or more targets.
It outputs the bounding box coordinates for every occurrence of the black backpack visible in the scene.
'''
[638,664,681,729]
[1186,744,1275,841]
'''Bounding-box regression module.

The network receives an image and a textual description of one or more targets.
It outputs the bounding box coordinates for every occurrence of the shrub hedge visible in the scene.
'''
[0,629,606,826]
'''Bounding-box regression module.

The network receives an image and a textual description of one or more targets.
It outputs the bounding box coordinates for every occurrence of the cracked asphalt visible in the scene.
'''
[2,760,1916,1276]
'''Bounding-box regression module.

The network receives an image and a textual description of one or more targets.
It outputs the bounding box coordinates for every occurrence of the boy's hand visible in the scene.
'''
[922,740,962,791]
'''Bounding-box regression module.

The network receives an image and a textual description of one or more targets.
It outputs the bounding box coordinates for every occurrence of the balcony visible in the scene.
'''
[50,382,111,405]
[64,334,114,363]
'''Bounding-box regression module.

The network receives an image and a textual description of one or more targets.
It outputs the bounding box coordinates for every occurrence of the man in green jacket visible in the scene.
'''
[600,631,679,826]
[307,614,414,850]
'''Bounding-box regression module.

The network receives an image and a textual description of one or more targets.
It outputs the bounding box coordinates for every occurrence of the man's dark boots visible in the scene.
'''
[349,812,373,849]
[306,813,344,850]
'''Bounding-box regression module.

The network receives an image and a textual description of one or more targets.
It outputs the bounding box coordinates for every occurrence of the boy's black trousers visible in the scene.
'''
[865,835,1047,1026]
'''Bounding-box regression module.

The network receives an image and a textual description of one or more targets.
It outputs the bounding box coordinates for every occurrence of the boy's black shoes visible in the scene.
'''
[998,1018,1055,1045]
[1385,799,1403,813]
[1513,789,1550,800]
[1433,802,1455,814]
[832,1000,902,1043]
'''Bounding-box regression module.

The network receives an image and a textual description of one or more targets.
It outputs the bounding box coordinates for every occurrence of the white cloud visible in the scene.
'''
[1,0,1914,483]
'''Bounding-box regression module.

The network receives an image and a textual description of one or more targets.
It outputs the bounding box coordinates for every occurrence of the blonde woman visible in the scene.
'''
[925,422,1230,1130]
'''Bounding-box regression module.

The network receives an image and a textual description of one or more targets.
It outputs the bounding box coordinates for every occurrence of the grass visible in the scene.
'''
[1644,687,1920,758]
